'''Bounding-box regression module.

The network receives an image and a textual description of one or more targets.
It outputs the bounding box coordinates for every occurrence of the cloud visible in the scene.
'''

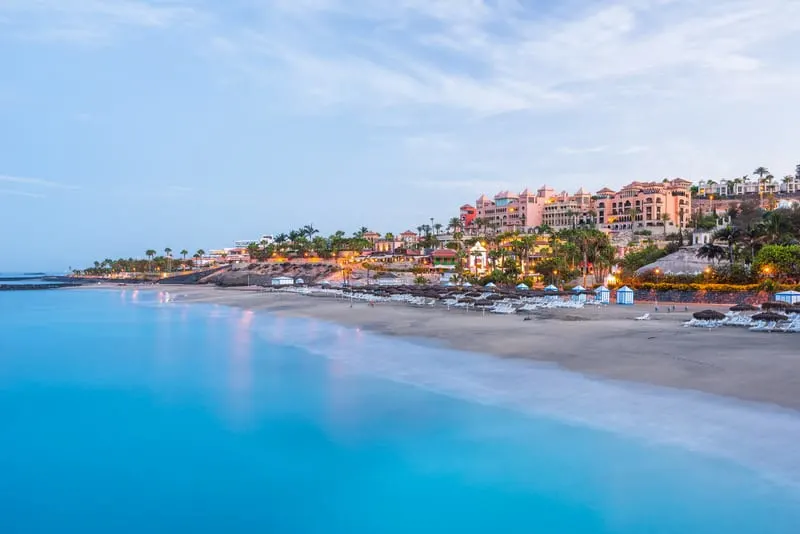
[0,189,44,198]
[558,146,609,155]
[0,0,202,44]
[0,174,78,190]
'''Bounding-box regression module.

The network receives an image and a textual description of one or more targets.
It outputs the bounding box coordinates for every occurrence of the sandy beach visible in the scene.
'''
[94,284,800,412]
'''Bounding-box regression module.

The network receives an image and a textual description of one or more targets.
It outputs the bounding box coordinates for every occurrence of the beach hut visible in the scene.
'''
[544,284,558,292]
[271,276,294,286]
[516,283,529,291]
[775,290,800,305]
[294,278,305,285]
[616,286,634,305]
[571,285,587,303]
[595,286,611,304]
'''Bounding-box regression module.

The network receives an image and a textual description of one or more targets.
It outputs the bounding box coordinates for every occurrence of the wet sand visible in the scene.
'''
[111,284,800,412]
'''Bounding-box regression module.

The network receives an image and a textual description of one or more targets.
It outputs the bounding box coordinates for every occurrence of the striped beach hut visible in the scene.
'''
[595,286,611,304]
[544,284,558,292]
[571,285,587,303]
[616,286,634,305]
[775,290,800,305]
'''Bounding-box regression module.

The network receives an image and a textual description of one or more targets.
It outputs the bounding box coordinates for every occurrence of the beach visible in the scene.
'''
[104,284,800,411]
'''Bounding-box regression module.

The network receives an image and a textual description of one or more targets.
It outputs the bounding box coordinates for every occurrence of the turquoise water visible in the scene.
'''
[1,289,800,533]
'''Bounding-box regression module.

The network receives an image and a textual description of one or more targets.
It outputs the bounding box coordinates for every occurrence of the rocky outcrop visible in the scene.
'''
[200,262,339,287]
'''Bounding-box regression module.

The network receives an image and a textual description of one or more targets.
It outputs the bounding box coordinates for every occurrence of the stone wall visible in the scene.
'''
[632,289,771,305]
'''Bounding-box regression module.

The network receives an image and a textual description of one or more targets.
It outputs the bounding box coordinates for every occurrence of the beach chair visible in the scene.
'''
[635,313,650,321]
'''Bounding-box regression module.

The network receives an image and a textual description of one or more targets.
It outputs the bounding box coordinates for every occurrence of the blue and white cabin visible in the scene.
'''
[616,286,634,305]
[571,285,587,302]
[271,276,294,286]
[775,290,800,305]
[595,286,611,304]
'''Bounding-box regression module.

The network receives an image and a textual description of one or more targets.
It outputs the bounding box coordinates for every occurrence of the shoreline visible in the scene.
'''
[90,284,800,412]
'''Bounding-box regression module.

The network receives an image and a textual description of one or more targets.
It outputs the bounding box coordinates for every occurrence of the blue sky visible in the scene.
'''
[1,0,799,271]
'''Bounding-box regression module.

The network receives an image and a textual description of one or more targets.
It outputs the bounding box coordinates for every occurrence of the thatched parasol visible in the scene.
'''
[730,303,758,312]
[752,311,789,321]
[693,309,726,321]
[761,301,793,310]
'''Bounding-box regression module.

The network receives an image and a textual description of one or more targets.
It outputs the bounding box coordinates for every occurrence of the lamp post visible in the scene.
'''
[552,269,558,287]
[654,267,661,309]
[703,266,712,283]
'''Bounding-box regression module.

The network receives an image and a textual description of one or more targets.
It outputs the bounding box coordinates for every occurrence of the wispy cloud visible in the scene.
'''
[0,174,78,190]
[558,146,609,155]
[0,0,202,44]
[0,189,44,198]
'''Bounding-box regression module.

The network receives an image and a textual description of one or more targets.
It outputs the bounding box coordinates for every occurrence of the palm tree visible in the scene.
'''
[164,247,172,272]
[180,249,188,261]
[660,213,671,236]
[145,249,156,272]
[783,175,794,193]
[195,249,205,267]
[301,224,319,238]
[712,226,741,264]
[448,217,462,234]
[754,166,769,203]
[696,243,726,265]
[433,223,443,235]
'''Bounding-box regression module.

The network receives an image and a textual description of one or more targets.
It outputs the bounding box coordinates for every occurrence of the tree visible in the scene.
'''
[301,224,319,238]
[414,275,428,286]
[712,226,741,265]
[180,249,188,261]
[753,244,800,280]
[754,166,770,203]
[145,249,156,272]
[696,243,726,265]
[660,213,671,236]
[164,248,173,272]
[433,223,443,235]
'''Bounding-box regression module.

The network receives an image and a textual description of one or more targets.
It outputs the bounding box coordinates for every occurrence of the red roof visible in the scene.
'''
[432,249,457,258]
[400,230,417,236]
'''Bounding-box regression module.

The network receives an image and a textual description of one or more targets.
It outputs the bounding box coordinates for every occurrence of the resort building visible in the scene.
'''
[399,231,419,247]
[431,249,458,269]
[459,204,477,228]
[463,179,692,233]
[472,186,555,233]
[541,187,593,229]
[601,179,691,231]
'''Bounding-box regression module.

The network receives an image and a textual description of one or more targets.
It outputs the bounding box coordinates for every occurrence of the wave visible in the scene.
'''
[253,314,800,487]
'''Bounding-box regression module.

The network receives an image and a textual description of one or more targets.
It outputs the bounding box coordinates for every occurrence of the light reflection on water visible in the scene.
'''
[3,289,800,534]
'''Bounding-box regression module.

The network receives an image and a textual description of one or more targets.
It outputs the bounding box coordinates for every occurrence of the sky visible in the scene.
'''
[1,0,799,271]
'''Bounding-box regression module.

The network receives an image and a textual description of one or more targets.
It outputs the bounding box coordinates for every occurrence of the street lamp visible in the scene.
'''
[703,266,712,282]
[552,269,558,286]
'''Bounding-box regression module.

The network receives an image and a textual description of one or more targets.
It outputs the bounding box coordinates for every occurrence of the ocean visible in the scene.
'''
[1,288,799,533]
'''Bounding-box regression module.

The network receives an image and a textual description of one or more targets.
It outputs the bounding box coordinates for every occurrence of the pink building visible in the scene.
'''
[600,179,691,231]
[461,179,692,233]
[471,186,555,233]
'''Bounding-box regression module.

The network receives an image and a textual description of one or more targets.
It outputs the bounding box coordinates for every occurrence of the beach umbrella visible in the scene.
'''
[462,282,472,287]
[572,285,586,292]
[484,282,497,288]
[444,282,455,287]
[692,310,726,321]
[729,303,758,312]
[761,301,793,310]
[544,284,558,292]
[752,311,789,321]
[516,283,529,290]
